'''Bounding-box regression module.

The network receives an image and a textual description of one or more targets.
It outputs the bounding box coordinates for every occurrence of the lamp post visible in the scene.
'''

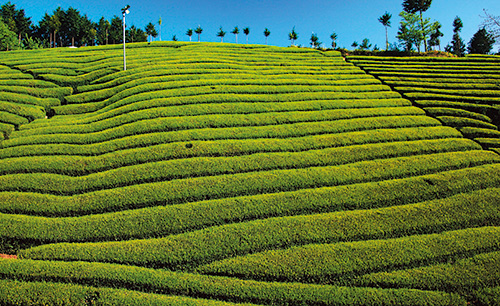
[122,5,130,71]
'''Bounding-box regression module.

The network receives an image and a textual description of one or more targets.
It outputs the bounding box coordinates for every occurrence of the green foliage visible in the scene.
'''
[197,227,500,284]
[0,19,17,51]
[355,251,500,297]
[0,278,253,306]
[468,28,496,54]
[0,260,467,306]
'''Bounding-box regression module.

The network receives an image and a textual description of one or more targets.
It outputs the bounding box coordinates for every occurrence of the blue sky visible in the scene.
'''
[7,0,500,51]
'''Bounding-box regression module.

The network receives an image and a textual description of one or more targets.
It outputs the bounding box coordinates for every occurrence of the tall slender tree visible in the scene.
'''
[195,25,203,42]
[109,16,122,44]
[217,27,226,42]
[288,27,298,46]
[186,28,193,41]
[378,12,392,50]
[158,17,162,41]
[402,0,432,51]
[330,32,337,48]
[446,16,466,56]
[243,27,249,44]
[145,22,157,42]
[232,26,239,43]
[96,17,110,45]
[428,21,443,50]
[263,28,270,45]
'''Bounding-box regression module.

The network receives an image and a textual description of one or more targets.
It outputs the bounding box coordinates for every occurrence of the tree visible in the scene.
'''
[480,9,500,41]
[49,13,61,47]
[186,28,193,41]
[0,19,17,50]
[330,32,337,48]
[231,26,239,43]
[288,27,298,46]
[145,22,157,42]
[359,38,372,50]
[447,16,466,56]
[351,41,358,50]
[109,16,122,44]
[172,35,178,41]
[126,25,146,43]
[468,28,495,54]
[397,11,434,52]
[0,2,33,47]
[428,21,443,50]
[195,25,203,42]
[378,12,391,50]
[310,33,321,48]
[217,27,226,42]
[158,17,162,41]
[96,17,110,45]
[243,27,249,44]
[263,28,270,45]
[402,0,432,51]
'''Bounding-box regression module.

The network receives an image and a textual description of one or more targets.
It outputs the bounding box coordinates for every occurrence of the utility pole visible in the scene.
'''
[122,5,130,71]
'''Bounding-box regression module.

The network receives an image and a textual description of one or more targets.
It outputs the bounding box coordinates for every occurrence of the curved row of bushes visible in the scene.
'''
[0,267,465,306]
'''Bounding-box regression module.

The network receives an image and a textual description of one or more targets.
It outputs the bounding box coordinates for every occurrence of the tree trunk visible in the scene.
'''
[385,27,388,50]
[420,10,428,52]
[106,29,108,45]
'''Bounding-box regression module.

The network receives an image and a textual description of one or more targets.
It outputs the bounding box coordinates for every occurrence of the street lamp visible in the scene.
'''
[122,5,130,71]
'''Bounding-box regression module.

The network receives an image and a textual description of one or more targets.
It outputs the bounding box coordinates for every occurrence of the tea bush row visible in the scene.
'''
[0,117,444,158]
[0,264,465,306]
[1,153,498,217]
[26,97,410,129]
[9,188,500,267]
[0,140,484,195]
[197,226,500,284]
[0,101,46,122]
[13,104,418,137]
[55,89,402,115]
[0,279,255,306]
[355,251,500,297]
[5,107,423,146]
[68,75,382,104]
[0,135,474,176]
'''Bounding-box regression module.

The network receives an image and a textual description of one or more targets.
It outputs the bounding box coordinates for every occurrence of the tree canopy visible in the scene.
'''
[468,28,495,54]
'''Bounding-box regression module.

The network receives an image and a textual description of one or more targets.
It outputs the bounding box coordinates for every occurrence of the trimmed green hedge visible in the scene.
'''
[424,107,492,122]
[437,116,498,130]
[0,279,255,306]
[67,75,382,104]
[10,187,500,266]
[0,117,443,156]
[25,97,411,129]
[0,111,29,127]
[0,135,475,176]
[1,149,496,197]
[4,108,426,147]
[12,106,423,138]
[197,226,500,284]
[0,260,467,306]
[53,87,401,115]
[0,101,46,121]
[355,251,500,297]
[475,287,500,306]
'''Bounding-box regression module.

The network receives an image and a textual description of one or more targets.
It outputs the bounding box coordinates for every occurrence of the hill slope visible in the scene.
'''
[0,42,500,305]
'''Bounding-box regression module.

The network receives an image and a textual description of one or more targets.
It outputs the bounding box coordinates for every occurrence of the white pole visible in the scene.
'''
[123,12,126,71]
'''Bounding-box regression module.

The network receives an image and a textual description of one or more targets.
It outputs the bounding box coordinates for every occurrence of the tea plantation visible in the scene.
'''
[0,42,500,305]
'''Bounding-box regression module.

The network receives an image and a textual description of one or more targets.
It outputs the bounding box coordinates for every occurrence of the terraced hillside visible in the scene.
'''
[1,42,500,305]
[348,55,500,155]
